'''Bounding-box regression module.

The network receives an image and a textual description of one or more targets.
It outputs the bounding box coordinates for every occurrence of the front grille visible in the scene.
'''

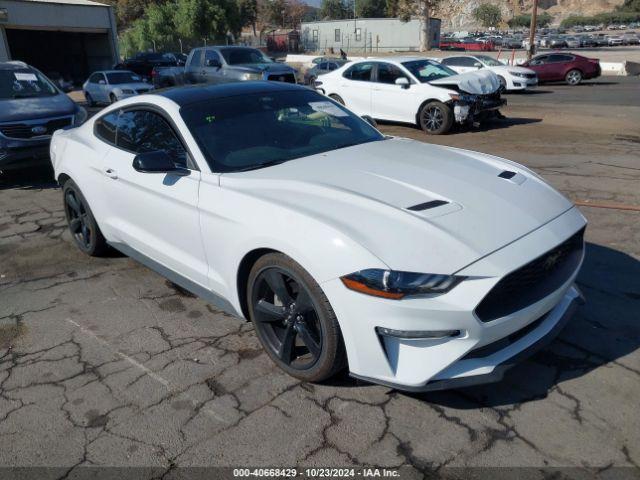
[0,116,72,139]
[475,228,585,322]
[135,89,150,94]
[267,73,296,83]
[463,312,549,360]
[525,73,537,79]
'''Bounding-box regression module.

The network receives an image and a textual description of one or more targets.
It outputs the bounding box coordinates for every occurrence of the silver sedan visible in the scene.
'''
[83,70,153,106]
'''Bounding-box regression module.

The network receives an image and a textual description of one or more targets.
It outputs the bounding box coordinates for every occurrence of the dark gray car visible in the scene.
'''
[0,62,86,172]
[185,46,297,85]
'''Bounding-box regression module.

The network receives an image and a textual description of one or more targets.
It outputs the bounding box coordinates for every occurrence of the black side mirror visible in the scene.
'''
[132,151,190,176]
[361,115,378,128]
[205,58,221,68]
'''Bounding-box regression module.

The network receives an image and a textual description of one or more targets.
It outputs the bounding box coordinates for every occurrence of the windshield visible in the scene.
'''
[475,55,504,67]
[106,72,142,84]
[220,48,272,65]
[401,60,457,82]
[181,90,384,173]
[0,69,58,100]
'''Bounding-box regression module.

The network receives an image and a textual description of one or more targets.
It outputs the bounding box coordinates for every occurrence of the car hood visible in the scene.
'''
[111,82,152,90]
[0,93,76,122]
[221,138,573,274]
[429,69,500,94]
[492,65,536,75]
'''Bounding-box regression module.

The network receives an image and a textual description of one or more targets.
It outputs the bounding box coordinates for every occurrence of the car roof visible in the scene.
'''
[93,70,135,74]
[157,81,310,107]
[0,61,32,70]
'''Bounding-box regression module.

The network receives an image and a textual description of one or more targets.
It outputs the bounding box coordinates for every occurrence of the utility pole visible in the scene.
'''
[528,0,538,60]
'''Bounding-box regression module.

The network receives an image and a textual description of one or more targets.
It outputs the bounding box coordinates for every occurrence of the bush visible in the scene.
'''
[508,12,553,28]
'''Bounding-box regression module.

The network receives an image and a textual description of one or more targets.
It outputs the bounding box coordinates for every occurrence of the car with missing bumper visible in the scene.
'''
[0,61,87,172]
[316,57,505,135]
[50,81,586,391]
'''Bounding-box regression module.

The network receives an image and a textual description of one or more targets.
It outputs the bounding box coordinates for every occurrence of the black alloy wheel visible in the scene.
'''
[63,180,108,256]
[248,253,346,382]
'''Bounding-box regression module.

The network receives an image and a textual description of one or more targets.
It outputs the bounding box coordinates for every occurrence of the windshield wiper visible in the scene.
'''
[233,159,288,172]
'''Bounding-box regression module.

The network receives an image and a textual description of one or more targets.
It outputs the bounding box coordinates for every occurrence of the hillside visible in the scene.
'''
[433,0,626,29]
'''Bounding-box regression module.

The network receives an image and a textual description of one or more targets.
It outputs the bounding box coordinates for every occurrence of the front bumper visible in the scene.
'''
[0,137,51,171]
[508,76,538,90]
[321,206,587,391]
[453,95,507,123]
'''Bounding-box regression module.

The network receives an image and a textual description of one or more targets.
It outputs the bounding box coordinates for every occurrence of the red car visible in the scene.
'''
[521,53,601,86]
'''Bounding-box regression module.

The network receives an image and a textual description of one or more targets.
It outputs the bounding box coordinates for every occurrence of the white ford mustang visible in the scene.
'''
[50,82,586,391]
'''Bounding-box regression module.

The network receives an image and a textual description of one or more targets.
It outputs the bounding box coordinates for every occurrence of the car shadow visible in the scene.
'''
[465,116,543,133]
[326,242,640,407]
[0,165,58,191]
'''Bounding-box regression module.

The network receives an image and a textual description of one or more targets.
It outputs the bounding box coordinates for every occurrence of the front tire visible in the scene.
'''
[247,253,346,382]
[419,101,454,135]
[565,69,583,86]
[329,94,345,105]
[85,92,96,107]
[498,75,507,93]
[62,180,108,257]
[109,93,118,104]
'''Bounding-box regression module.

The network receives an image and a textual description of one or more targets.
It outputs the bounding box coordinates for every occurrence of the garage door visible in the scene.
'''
[5,28,113,87]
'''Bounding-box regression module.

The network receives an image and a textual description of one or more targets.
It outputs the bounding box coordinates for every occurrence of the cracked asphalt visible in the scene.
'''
[0,78,639,478]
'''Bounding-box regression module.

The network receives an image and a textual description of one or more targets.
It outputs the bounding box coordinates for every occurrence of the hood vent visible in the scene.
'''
[407,200,449,211]
[499,170,516,179]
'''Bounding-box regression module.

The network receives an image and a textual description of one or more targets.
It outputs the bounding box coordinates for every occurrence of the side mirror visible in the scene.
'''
[205,58,221,68]
[98,80,106,85]
[474,62,483,68]
[395,77,410,88]
[361,115,378,128]
[132,151,190,176]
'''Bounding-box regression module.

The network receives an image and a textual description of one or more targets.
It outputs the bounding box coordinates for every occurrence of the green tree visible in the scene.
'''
[356,0,386,17]
[617,0,640,12]
[238,0,258,34]
[508,12,552,28]
[319,0,348,20]
[174,0,240,43]
[146,2,175,49]
[473,4,502,28]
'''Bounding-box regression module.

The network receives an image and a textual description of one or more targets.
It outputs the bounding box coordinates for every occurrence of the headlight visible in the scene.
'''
[121,89,135,94]
[341,269,464,299]
[73,106,88,126]
[510,71,528,78]
[241,73,263,81]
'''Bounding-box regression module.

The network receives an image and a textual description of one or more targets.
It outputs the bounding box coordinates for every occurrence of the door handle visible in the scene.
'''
[104,168,118,179]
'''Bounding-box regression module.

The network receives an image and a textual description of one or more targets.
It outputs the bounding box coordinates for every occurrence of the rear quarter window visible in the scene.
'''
[94,112,118,145]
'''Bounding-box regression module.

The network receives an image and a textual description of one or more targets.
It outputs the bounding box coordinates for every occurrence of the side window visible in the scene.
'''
[116,110,188,167]
[312,30,319,42]
[376,63,407,84]
[89,73,99,83]
[549,54,574,63]
[441,57,462,66]
[530,55,549,65]
[94,111,118,145]
[190,49,202,68]
[205,49,221,65]
[328,62,339,70]
[355,28,362,42]
[335,29,340,42]
[343,62,373,81]
[459,57,479,67]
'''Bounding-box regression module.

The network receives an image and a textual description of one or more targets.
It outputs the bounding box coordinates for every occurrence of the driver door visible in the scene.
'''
[371,62,415,122]
[338,62,374,116]
[99,107,209,286]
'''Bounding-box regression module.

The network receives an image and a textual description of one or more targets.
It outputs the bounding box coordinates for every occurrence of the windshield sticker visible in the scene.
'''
[309,101,348,117]
[15,72,38,82]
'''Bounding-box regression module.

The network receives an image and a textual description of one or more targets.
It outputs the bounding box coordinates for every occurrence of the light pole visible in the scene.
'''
[528,0,538,60]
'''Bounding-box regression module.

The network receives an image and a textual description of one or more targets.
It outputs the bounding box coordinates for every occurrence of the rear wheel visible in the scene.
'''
[307,75,316,86]
[565,69,583,86]
[110,93,118,104]
[329,94,345,105]
[247,253,346,382]
[62,180,108,257]
[419,101,454,135]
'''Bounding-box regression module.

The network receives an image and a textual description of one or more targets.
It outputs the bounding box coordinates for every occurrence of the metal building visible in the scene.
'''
[0,0,118,83]
[300,17,441,53]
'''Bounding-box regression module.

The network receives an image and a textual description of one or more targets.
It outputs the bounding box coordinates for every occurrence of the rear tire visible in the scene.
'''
[329,94,345,105]
[62,180,109,257]
[565,69,582,86]
[247,253,347,382]
[418,101,454,135]
[109,93,118,104]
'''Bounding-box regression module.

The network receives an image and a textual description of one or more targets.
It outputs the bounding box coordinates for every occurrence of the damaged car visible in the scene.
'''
[316,57,505,135]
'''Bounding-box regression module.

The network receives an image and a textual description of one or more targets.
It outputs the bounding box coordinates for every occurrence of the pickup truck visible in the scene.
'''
[115,52,179,82]
[152,46,297,88]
